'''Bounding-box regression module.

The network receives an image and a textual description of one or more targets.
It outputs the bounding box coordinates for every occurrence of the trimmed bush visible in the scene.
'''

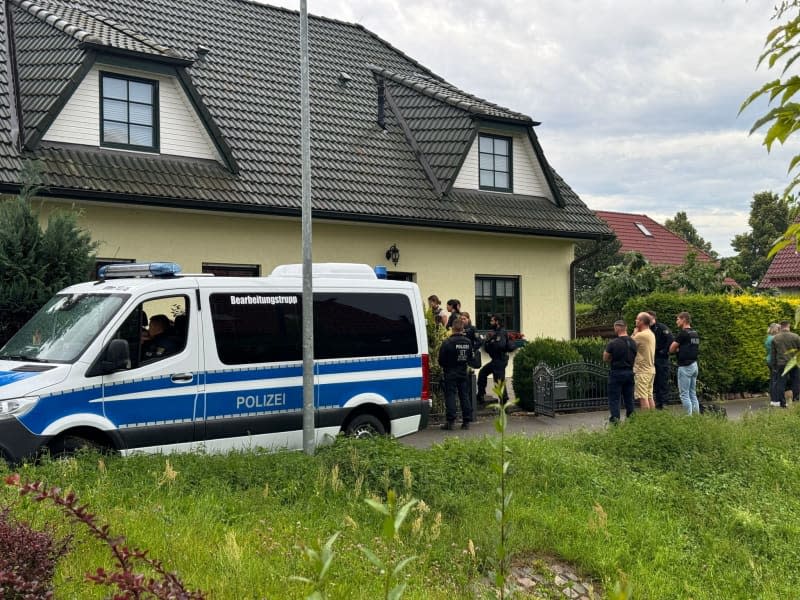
[569,336,607,363]
[512,338,581,410]
[624,293,800,396]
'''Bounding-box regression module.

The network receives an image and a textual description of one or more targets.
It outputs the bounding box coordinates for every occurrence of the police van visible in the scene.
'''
[0,262,431,463]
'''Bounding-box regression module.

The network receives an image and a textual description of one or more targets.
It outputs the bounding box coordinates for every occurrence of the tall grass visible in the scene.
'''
[3,408,800,598]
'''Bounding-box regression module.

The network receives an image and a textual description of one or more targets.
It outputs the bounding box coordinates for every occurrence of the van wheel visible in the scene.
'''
[48,435,101,459]
[345,414,386,439]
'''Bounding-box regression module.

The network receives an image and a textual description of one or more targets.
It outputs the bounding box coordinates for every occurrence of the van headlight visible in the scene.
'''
[0,397,38,417]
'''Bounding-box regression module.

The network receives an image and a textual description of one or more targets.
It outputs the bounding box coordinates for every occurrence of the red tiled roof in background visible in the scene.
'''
[760,242,800,288]
[595,210,716,266]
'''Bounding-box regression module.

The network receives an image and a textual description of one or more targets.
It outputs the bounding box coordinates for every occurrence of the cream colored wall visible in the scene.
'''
[43,63,220,161]
[38,200,576,372]
[453,128,554,201]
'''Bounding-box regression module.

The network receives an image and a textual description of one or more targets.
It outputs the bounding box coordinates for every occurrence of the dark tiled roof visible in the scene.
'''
[595,210,715,265]
[371,66,534,124]
[0,7,22,178]
[11,0,184,58]
[0,0,609,239]
[760,242,800,288]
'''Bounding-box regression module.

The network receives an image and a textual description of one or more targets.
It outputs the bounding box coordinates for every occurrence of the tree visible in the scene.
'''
[729,191,791,286]
[661,252,727,294]
[741,2,800,256]
[573,236,622,302]
[592,251,729,316]
[0,163,98,345]
[593,252,664,316]
[663,211,717,258]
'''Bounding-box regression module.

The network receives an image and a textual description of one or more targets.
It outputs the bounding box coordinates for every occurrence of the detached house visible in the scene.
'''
[0,0,609,339]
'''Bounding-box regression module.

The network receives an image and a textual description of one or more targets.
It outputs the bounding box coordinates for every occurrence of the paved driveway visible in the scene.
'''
[400,396,772,449]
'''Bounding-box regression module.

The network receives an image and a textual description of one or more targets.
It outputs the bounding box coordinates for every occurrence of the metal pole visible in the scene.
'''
[300,0,315,455]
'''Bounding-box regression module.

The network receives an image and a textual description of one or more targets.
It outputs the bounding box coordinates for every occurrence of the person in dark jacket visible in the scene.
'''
[459,311,482,351]
[770,320,800,407]
[437,318,474,429]
[603,319,637,423]
[647,311,673,410]
[445,299,461,329]
[476,314,510,404]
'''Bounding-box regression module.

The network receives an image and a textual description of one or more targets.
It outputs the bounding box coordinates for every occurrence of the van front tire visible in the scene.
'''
[48,435,102,459]
[344,414,386,439]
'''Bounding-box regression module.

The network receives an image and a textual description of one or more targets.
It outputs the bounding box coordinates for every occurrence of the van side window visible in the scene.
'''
[209,292,416,365]
[113,295,189,368]
[210,293,302,364]
[314,293,417,359]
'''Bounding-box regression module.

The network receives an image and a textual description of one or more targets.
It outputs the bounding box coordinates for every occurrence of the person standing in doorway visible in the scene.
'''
[476,314,510,404]
[603,319,637,424]
[437,318,474,429]
[647,311,673,409]
[632,312,656,410]
[670,311,700,415]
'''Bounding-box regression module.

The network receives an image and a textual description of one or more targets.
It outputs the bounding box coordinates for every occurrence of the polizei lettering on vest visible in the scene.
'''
[236,392,287,409]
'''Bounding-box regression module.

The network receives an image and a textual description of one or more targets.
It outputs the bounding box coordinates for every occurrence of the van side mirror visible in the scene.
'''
[100,339,130,374]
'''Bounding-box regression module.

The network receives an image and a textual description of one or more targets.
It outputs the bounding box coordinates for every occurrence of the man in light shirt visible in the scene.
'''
[632,312,656,410]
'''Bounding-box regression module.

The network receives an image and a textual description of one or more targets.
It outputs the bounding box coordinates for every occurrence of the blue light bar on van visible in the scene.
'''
[99,262,182,279]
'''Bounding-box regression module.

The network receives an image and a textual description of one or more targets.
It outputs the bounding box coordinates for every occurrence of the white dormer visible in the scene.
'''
[453,129,554,201]
[42,63,221,162]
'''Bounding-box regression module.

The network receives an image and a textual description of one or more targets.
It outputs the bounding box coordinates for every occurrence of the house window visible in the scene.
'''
[634,222,654,237]
[202,263,261,277]
[100,72,159,151]
[475,276,520,331]
[478,133,512,192]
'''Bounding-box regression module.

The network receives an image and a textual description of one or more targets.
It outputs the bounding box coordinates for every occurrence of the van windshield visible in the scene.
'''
[0,293,129,363]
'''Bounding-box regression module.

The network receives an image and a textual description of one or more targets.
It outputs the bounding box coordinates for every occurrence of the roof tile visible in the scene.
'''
[595,210,715,265]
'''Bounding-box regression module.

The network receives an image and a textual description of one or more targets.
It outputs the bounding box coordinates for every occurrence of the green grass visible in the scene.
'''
[3,408,800,598]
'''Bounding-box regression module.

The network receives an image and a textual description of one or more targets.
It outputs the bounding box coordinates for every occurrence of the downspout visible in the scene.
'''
[569,235,612,339]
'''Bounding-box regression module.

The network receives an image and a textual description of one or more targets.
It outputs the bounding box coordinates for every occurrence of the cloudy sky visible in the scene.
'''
[267,0,797,256]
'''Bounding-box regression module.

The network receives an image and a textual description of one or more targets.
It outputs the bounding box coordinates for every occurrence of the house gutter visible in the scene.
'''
[569,235,613,339]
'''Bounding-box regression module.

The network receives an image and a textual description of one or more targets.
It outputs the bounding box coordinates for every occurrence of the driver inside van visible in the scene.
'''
[141,314,178,360]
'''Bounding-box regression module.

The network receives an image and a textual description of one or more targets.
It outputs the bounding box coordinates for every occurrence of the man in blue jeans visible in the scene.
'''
[670,311,700,415]
[603,319,637,424]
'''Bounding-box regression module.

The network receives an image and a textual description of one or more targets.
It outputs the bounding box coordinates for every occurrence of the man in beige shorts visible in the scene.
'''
[632,312,656,410]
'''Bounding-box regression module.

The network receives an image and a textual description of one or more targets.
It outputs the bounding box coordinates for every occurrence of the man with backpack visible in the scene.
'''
[476,314,512,404]
[603,319,637,424]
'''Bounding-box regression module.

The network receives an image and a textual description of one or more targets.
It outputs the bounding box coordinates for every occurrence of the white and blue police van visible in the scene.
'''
[0,262,431,463]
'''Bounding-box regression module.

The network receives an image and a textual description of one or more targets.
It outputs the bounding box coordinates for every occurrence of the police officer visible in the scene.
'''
[141,314,178,360]
[438,318,474,430]
[476,314,510,404]
[647,310,673,410]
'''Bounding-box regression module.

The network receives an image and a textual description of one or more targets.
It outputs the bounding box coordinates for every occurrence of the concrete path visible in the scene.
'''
[400,395,772,449]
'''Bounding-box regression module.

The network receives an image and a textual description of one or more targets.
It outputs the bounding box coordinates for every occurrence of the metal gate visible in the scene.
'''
[533,360,610,416]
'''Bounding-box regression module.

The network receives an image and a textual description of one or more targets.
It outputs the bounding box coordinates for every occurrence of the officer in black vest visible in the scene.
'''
[647,311,673,410]
[438,318,474,430]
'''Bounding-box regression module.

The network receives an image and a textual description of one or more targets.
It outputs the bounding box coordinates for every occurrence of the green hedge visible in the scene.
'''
[623,293,800,396]
[569,337,607,363]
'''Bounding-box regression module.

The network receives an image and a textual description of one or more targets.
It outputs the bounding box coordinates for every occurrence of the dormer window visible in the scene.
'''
[479,133,512,192]
[100,72,159,152]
